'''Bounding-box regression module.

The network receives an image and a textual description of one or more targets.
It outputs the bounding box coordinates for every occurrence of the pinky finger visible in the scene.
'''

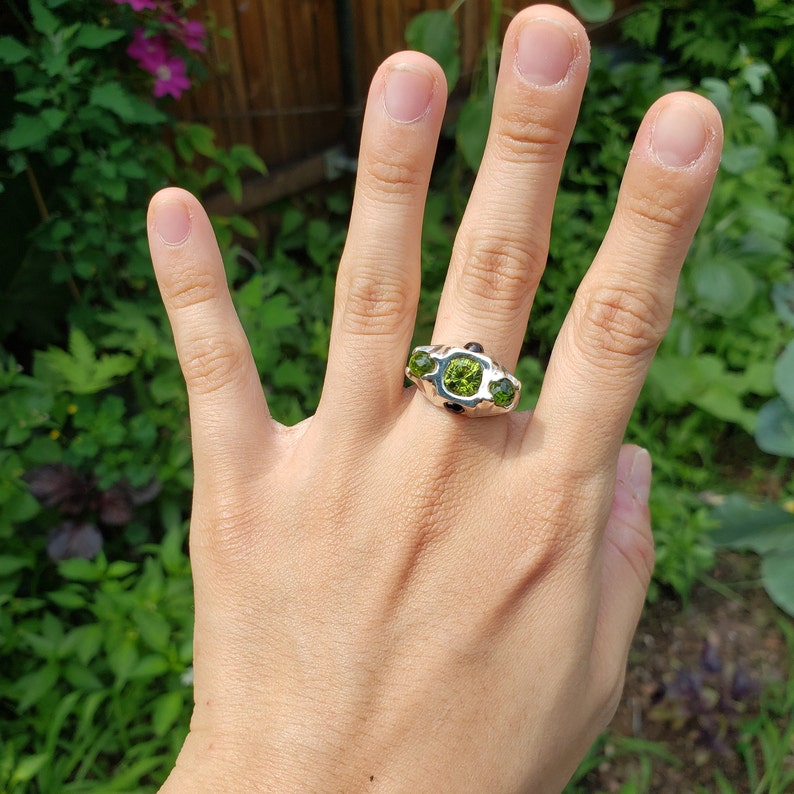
[148,188,273,478]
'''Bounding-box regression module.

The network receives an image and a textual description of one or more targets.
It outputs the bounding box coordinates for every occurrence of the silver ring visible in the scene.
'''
[405,343,521,417]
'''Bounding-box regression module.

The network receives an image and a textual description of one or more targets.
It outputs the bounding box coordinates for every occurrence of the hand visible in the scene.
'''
[148,5,722,792]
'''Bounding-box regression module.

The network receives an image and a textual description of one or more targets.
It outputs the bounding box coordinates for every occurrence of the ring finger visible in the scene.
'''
[433,4,590,369]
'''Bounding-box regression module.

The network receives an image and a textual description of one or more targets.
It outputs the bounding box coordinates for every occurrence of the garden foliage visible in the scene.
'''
[0,0,793,790]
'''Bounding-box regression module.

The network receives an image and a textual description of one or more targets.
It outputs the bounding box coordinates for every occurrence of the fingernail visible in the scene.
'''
[651,101,709,167]
[615,447,653,513]
[516,18,576,87]
[155,200,191,245]
[383,64,435,123]
[627,448,652,505]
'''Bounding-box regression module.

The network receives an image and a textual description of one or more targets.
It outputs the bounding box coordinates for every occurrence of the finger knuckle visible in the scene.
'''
[458,238,541,317]
[577,284,668,364]
[340,273,413,337]
[621,186,690,235]
[180,333,251,396]
[360,144,426,201]
[492,111,569,165]
[162,266,218,311]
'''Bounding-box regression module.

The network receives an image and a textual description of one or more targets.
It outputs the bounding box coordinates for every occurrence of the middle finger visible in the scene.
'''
[433,5,590,369]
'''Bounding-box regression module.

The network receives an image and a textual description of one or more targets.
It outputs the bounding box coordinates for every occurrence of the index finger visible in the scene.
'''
[530,92,723,471]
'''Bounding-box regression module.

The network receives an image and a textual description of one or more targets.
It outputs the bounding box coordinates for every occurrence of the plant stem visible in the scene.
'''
[486,0,503,95]
[25,163,82,303]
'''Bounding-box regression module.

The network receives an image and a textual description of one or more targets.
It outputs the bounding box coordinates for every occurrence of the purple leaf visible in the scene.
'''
[700,638,722,674]
[24,464,93,515]
[47,521,103,561]
[98,484,134,526]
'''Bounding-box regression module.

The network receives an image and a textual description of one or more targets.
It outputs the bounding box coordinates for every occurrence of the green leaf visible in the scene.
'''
[130,653,171,680]
[107,638,138,685]
[0,554,32,576]
[152,691,185,737]
[59,556,104,582]
[30,0,59,36]
[699,78,731,117]
[569,0,614,23]
[742,60,771,95]
[720,144,762,174]
[229,144,267,174]
[15,663,59,712]
[126,95,168,125]
[0,36,31,65]
[63,660,103,691]
[746,102,777,143]
[177,123,217,159]
[2,114,50,151]
[761,551,794,616]
[35,328,136,394]
[712,495,794,554]
[15,87,50,107]
[405,10,461,92]
[10,753,49,784]
[690,256,756,318]
[48,588,86,609]
[755,398,794,457]
[774,341,794,411]
[40,108,67,132]
[89,82,135,121]
[772,282,794,328]
[74,24,125,49]
[226,214,259,238]
[457,91,493,172]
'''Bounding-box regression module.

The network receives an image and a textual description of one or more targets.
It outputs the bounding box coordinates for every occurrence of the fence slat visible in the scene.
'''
[186,1,637,172]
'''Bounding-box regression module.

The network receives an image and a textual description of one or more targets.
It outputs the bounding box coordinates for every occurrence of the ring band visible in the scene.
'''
[406,343,521,417]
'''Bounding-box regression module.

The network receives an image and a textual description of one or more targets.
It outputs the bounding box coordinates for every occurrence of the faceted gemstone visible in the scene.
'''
[443,356,483,397]
[489,378,516,407]
[408,351,435,377]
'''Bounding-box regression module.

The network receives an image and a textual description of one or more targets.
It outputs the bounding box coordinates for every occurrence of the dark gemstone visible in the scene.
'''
[444,402,465,414]
[464,342,484,353]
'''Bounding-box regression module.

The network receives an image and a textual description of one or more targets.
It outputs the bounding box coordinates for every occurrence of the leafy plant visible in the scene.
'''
[736,619,794,793]
[0,0,265,348]
[0,520,193,792]
[711,495,794,616]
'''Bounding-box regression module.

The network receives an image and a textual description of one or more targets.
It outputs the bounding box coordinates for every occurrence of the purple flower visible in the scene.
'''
[178,19,207,52]
[126,28,170,74]
[153,56,191,99]
[114,0,158,11]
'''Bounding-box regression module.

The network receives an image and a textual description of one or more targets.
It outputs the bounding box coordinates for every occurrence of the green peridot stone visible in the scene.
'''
[443,356,483,397]
[489,378,516,408]
[408,351,436,377]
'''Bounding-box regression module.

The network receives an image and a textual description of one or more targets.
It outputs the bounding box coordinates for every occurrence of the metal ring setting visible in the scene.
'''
[406,343,521,417]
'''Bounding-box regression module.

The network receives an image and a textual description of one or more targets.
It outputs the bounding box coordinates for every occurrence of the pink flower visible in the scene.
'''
[126,28,169,73]
[157,4,207,53]
[114,0,157,11]
[178,19,207,52]
[153,55,191,99]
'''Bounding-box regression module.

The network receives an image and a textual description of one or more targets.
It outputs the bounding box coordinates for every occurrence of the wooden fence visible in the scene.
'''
[183,0,637,209]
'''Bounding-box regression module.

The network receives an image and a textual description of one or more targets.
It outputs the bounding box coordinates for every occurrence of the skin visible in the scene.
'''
[148,5,722,793]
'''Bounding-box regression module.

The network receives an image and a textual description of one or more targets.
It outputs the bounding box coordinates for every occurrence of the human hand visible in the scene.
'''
[149,4,722,792]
